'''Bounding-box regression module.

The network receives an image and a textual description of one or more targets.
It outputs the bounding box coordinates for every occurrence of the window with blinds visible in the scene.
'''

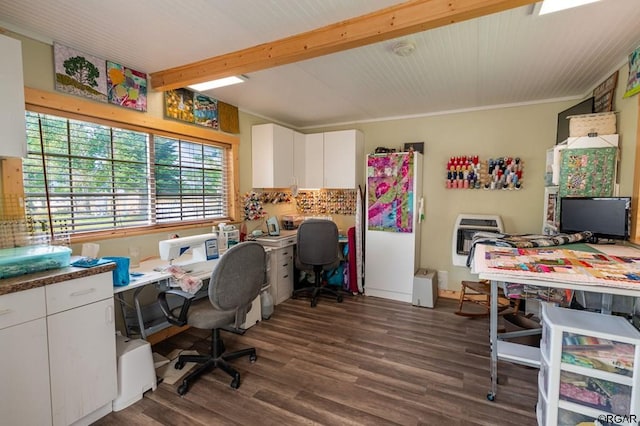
[23,111,228,239]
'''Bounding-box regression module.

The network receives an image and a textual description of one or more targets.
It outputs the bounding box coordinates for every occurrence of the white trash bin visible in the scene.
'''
[412,269,438,308]
[113,335,157,411]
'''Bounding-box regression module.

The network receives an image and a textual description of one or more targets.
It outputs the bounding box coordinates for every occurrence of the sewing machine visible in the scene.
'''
[158,233,219,276]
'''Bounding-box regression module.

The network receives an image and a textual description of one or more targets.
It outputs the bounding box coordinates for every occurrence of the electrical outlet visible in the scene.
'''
[437,270,448,289]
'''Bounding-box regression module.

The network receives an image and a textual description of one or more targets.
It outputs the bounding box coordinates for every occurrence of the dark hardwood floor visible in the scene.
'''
[95,295,538,426]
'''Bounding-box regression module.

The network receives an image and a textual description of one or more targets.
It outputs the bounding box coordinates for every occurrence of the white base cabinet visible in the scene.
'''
[538,303,640,426]
[0,287,51,426]
[0,272,117,426]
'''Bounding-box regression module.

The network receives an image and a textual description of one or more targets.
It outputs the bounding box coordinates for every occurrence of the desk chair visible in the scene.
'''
[157,241,266,395]
[292,219,343,307]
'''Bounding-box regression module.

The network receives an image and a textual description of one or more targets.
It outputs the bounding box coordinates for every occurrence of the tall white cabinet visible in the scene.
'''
[539,303,640,426]
[0,33,27,158]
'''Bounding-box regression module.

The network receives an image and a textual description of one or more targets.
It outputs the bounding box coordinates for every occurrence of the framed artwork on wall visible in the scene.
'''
[54,42,107,103]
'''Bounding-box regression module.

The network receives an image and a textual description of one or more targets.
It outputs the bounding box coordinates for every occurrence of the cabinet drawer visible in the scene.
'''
[0,287,46,330]
[275,248,294,264]
[46,272,112,315]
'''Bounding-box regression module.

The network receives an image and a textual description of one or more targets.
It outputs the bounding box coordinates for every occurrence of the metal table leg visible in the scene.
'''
[487,279,498,401]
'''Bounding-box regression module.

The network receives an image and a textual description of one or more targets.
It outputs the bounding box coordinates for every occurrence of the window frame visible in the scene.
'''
[2,87,240,243]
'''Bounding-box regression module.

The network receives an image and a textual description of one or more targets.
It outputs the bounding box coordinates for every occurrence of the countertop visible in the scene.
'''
[0,263,116,296]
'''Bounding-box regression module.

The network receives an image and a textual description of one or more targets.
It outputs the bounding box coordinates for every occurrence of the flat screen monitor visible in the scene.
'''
[556,97,594,144]
[559,197,631,242]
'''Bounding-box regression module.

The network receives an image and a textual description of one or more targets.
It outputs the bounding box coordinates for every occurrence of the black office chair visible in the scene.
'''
[292,219,343,307]
[157,241,266,395]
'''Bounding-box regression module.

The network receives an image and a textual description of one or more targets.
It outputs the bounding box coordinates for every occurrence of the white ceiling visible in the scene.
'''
[1,0,639,129]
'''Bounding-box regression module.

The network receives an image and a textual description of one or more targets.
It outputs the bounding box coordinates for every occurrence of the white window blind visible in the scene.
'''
[23,111,228,239]
[154,136,228,223]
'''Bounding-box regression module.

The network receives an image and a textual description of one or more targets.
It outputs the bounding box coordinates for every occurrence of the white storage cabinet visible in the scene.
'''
[294,132,324,189]
[0,33,27,158]
[47,272,117,426]
[538,303,640,426]
[269,245,295,305]
[252,123,295,188]
[0,287,52,426]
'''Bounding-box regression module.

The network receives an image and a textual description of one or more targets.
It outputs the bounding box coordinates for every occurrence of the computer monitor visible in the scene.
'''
[559,197,631,242]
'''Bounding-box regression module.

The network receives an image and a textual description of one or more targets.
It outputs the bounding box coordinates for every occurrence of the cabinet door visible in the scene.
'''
[48,298,117,426]
[323,129,364,189]
[0,34,27,158]
[302,133,324,188]
[0,318,52,426]
[251,123,294,188]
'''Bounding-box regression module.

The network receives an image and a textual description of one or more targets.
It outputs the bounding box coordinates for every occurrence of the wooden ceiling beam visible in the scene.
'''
[150,0,537,91]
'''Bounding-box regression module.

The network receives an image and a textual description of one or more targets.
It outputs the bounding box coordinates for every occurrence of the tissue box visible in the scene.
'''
[0,245,72,279]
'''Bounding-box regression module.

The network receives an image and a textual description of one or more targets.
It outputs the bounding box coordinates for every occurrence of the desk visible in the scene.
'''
[113,256,218,339]
[473,243,640,401]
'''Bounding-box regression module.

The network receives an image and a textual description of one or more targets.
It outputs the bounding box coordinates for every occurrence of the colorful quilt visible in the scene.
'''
[367,152,414,232]
[559,147,617,197]
[473,244,640,289]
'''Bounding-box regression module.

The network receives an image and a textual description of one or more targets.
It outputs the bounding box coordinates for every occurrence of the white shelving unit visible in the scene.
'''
[538,303,640,426]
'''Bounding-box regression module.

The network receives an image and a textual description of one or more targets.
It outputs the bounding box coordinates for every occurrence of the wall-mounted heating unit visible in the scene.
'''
[452,214,504,267]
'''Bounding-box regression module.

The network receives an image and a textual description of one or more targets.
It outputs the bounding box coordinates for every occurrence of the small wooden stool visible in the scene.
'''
[455,280,519,317]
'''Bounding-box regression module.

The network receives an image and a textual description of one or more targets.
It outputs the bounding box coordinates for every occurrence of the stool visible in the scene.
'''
[113,335,157,412]
[455,280,519,317]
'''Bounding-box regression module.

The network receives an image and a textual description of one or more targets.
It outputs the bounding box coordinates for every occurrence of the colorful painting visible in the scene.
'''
[193,93,219,128]
[558,147,617,198]
[106,61,147,112]
[367,152,414,232]
[54,42,107,102]
[164,89,194,122]
[624,45,640,98]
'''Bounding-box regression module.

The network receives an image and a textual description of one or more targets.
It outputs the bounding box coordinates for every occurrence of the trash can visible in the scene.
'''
[412,269,438,308]
[113,335,157,411]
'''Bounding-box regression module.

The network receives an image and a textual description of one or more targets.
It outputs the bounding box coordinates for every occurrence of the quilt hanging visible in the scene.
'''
[367,152,414,233]
[558,147,617,198]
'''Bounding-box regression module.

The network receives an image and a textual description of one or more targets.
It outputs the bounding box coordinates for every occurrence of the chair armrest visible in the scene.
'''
[157,289,196,327]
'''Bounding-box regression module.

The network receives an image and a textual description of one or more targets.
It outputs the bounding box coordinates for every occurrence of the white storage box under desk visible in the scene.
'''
[113,335,156,411]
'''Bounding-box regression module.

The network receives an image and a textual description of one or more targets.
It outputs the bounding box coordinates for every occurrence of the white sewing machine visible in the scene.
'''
[158,233,220,277]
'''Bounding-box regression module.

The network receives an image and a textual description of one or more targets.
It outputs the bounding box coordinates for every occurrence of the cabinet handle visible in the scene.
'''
[106,305,114,324]
[283,274,289,279]
[283,263,289,267]
[70,288,96,297]
[0,308,12,316]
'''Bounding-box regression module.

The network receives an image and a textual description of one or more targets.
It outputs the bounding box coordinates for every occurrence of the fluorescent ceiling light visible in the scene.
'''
[538,0,600,15]
[188,75,247,91]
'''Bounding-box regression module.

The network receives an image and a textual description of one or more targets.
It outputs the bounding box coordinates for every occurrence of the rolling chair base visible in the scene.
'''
[174,328,256,395]
[293,268,344,307]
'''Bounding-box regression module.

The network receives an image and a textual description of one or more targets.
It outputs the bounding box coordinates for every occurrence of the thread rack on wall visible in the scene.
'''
[446,155,524,190]
[296,189,357,215]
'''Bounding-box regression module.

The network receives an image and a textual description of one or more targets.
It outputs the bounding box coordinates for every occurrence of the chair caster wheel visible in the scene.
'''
[311,299,317,307]
[177,383,188,395]
[249,353,257,363]
[175,361,185,370]
[230,378,240,389]
[337,295,343,303]
[487,392,495,401]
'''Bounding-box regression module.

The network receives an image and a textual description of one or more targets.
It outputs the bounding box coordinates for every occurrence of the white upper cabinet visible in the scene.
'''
[252,123,294,188]
[0,34,26,158]
[323,129,364,189]
[296,132,324,189]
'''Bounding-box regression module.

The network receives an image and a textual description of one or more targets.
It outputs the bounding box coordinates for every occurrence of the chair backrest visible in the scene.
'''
[208,241,266,311]
[296,219,339,267]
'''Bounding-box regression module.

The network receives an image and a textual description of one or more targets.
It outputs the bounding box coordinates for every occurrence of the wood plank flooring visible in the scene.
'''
[95,295,538,426]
